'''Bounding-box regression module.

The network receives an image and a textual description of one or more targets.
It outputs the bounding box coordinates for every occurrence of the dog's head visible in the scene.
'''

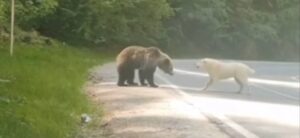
[196,58,208,68]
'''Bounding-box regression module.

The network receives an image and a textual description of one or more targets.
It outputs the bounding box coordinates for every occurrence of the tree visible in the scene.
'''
[164,0,299,60]
[40,0,173,47]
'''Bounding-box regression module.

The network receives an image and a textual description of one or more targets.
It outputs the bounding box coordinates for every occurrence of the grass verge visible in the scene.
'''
[0,42,112,138]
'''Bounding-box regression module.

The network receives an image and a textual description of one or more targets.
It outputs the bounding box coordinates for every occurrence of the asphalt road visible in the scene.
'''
[155,59,299,138]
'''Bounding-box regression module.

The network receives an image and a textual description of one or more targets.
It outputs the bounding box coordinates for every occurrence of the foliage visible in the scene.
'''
[0,0,7,24]
[15,0,58,29]
[0,42,110,138]
[0,0,298,58]
[165,0,299,60]
[40,0,173,46]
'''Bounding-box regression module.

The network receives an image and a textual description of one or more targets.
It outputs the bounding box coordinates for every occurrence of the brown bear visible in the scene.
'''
[138,49,174,87]
[116,46,160,86]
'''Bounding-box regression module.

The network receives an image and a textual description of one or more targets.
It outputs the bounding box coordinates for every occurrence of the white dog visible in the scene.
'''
[196,58,255,93]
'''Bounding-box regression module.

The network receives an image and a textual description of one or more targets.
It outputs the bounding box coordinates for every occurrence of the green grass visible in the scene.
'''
[0,42,111,138]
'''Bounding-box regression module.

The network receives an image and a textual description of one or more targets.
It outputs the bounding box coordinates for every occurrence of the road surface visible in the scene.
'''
[88,59,299,138]
[155,59,299,138]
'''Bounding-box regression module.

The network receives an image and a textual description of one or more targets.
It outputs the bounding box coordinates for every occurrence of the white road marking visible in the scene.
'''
[175,59,298,65]
[157,74,260,138]
[174,69,299,88]
[291,76,299,81]
[174,69,208,77]
[249,78,299,89]
[251,84,299,101]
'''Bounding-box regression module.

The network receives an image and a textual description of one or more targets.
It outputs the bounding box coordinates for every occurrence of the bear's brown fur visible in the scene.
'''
[139,49,174,87]
[116,46,160,86]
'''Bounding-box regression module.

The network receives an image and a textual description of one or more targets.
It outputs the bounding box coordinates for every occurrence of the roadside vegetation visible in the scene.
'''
[0,42,111,138]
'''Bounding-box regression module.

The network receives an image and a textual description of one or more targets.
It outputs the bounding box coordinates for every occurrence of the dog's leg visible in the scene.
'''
[201,78,214,92]
[245,84,251,95]
[244,80,252,95]
[234,77,244,93]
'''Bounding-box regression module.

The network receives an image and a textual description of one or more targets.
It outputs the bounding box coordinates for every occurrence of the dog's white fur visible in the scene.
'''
[196,58,255,93]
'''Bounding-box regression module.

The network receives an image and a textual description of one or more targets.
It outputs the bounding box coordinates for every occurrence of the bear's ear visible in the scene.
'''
[147,47,161,58]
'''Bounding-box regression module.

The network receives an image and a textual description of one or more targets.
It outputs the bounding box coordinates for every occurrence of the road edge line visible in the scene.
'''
[157,74,260,138]
[251,84,299,100]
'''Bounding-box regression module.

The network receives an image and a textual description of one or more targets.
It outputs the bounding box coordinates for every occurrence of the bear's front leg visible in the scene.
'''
[138,69,148,86]
[146,68,158,88]
[117,79,127,86]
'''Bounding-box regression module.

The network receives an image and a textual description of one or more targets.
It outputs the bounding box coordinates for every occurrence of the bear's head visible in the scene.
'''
[145,47,161,59]
[140,47,162,69]
[158,53,174,75]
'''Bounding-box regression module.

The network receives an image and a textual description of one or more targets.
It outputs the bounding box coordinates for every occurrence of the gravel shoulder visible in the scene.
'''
[84,63,230,138]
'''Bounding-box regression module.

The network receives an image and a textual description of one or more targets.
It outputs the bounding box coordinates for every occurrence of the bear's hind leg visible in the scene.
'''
[126,68,138,86]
